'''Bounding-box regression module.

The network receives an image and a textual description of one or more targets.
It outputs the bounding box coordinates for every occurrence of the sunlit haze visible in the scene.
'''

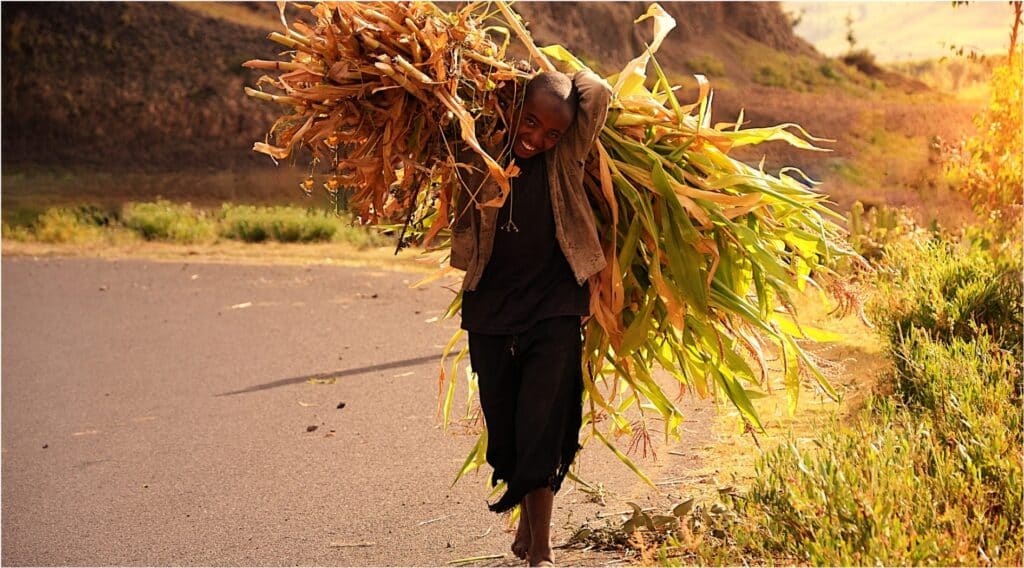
[784,2,1013,62]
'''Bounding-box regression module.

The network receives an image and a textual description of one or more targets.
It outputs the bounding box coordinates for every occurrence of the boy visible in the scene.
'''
[450,70,611,566]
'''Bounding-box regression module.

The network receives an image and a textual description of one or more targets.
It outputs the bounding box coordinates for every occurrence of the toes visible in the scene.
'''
[511,541,529,560]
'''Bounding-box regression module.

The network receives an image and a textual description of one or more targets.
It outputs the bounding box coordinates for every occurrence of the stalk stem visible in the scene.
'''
[495,1,554,72]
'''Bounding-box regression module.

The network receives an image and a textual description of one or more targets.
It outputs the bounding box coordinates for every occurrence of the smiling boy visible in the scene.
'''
[450,70,612,566]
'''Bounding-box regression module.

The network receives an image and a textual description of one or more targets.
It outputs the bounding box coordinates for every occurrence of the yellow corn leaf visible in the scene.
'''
[612,3,675,98]
[539,44,584,71]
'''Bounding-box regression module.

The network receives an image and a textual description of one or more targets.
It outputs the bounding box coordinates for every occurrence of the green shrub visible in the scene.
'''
[869,239,1023,355]
[122,200,215,243]
[818,62,840,81]
[754,64,788,88]
[750,54,852,92]
[846,201,928,261]
[841,49,882,76]
[217,204,388,247]
[7,205,118,243]
[217,204,339,243]
[741,328,1021,566]
[3,200,392,249]
[35,209,98,243]
[657,238,1024,566]
[685,54,725,77]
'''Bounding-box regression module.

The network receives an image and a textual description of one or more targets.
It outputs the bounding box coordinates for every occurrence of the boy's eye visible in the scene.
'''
[525,117,536,126]
[547,132,561,141]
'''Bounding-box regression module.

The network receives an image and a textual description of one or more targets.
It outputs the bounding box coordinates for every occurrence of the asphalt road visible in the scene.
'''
[1,256,712,566]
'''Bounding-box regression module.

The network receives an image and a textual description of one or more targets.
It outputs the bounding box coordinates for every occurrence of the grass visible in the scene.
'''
[2,199,392,249]
[218,203,380,245]
[123,200,216,243]
[887,56,998,101]
[2,204,132,245]
[564,232,1022,566]
[685,54,725,78]
[722,32,867,94]
[659,235,1022,565]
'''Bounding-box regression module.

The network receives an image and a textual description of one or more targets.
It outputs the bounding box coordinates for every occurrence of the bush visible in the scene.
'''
[741,240,1023,565]
[216,204,389,247]
[869,239,1023,355]
[217,204,339,243]
[3,205,119,243]
[841,49,882,76]
[846,201,929,261]
[743,325,1021,566]
[122,200,215,243]
[2,200,392,249]
[685,54,725,77]
[945,54,1023,239]
[33,208,104,243]
[754,64,788,88]
[658,238,1024,566]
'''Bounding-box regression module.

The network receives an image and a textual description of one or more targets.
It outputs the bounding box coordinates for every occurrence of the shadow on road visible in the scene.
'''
[215,353,443,396]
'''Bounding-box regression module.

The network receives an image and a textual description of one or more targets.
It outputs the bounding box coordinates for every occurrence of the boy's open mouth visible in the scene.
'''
[517,138,537,155]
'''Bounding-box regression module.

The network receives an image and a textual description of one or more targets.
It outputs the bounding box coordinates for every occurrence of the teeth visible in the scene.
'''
[521,141,535,151]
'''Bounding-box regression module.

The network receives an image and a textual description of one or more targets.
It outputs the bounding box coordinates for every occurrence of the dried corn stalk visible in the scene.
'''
[246,1,862,487]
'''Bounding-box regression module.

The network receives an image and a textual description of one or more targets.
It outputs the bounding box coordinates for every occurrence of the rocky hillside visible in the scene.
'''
[2,2,280,172]
[1,1,816,175]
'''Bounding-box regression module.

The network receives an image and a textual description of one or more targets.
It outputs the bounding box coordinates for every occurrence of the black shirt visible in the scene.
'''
[461,153,590,335]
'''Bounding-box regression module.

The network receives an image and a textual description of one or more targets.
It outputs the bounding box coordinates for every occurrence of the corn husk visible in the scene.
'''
[246,1,862,485]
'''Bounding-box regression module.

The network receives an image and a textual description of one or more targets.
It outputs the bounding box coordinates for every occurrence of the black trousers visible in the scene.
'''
[468,316,585,513]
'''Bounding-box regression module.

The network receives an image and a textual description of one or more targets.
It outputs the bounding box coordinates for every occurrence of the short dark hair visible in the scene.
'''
[524,71,578,116]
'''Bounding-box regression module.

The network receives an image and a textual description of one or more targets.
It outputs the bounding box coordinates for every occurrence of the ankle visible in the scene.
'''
[528,543,552,564]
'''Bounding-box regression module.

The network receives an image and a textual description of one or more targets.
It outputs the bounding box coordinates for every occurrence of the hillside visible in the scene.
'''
[1,2,279,172]
[1,1,980,226]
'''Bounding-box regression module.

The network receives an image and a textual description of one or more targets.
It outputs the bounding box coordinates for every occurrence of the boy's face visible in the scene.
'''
[512,93,574,159]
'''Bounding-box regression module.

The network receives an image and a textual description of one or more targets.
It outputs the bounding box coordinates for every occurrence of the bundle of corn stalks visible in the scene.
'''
[245,1,862,485]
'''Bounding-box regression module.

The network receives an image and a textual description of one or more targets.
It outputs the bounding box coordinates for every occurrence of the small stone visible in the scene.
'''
[42,444,48,449]
[99,285,108,292]
[306,425,318,432]
[337,402,346,410]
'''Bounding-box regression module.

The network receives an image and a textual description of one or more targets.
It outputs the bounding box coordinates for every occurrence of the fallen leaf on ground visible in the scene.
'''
[329,541,375,548]
[447,554,505,565]
[418,514,450,526]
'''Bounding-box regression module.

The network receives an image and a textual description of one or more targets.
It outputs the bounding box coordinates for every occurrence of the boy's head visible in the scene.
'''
[512,72,578,159]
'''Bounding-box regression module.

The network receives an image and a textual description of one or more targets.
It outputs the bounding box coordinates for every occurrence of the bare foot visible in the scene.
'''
[511,505,531,560]
[527,551,553,567]
[525,488,554,566]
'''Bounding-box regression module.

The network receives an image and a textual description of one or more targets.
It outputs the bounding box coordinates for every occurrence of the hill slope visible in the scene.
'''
[0,2,815,174]
[1,2,979,226]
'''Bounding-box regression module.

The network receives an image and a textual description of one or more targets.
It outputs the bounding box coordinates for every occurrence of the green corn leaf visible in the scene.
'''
[595,428,656,488]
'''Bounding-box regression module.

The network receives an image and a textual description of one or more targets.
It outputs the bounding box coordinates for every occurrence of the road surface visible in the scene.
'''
[2,256,713,566]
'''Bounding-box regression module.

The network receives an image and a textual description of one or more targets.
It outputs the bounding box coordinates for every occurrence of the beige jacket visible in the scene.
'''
[450,71,611,292]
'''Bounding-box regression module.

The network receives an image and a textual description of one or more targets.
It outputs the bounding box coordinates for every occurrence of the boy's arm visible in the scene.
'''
[564,70,613,161]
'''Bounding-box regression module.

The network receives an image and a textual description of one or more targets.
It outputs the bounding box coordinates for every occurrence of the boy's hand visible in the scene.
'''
[565,71,613,161]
